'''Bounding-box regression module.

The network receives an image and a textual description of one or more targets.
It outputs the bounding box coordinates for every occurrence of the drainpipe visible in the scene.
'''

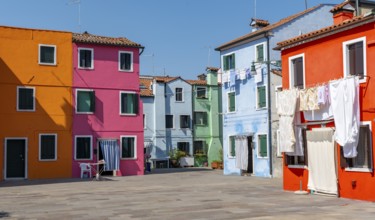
[266,32,273,177]
[355,0,359,16]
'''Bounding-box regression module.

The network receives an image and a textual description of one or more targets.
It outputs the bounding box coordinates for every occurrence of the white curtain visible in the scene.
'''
[235,136,248,171]
[100,140,120,171]
[307,129,337,195]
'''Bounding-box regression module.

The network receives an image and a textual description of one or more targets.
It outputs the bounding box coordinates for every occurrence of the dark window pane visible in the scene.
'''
[120,53,132,70]
[194,112,207,125]
[348,42,364,79]
[79,49,92,68]
[196,87,206,98]
[180,115,190,128]
[177,142,190,155]
[77,91,95,113]
[122,137,135,158]
[230,136,236,157]
[40,46,55,64]
[347,125,371,168]
[176,88,183,101]
[76,137,91,159]
[194,141,206,154]
[18,88,34,110]
[40,135,56,160]
[121,93,138,114]
[292,57,304,89]
[166,115,173,128]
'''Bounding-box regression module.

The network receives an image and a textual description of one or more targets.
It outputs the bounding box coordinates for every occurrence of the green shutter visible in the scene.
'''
[257,45,264,62]
[257,86,266,108]
[230,136,236,157]
[228,92,235,112]
[231,54,235,69]
[223,56,228,71]
[259,135,267,157]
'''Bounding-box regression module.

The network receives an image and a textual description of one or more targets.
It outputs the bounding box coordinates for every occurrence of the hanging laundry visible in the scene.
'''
[239,68,247,80]
[277,88,299,153]
[221,71,228,83]
[286,113,304,156]
[317,84,330,105]
[329,77,360,158]
[230,69,236,85]
[217,68,223,84]
[255,67,263,83]
[299,87,319,111]
[235,136,248,171]
[303,101,333,121]
[245,68,251,78]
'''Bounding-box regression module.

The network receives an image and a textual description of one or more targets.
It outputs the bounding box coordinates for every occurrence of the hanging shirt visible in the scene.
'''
[299,87,319,111]
[255,67,263,83]
[329,77,360,158]
[239,69,247,80]
[230,69,236,85]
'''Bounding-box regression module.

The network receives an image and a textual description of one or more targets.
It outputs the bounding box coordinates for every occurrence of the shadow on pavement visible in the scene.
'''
[145,167,222,175]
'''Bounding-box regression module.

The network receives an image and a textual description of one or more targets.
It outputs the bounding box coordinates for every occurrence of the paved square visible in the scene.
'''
[0,168,374,219]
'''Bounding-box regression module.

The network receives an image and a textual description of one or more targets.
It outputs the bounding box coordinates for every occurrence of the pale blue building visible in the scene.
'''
[215,4,335,177]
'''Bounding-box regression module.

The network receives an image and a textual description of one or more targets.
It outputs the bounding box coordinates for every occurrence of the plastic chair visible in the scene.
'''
[79,163,92,179]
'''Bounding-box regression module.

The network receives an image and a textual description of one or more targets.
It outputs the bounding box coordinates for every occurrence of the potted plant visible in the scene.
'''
[193,152,208,167]
[211,149,223,169]
[168,149,185,168]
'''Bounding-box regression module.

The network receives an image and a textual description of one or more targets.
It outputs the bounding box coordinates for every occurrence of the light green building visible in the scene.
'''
[189,67,223,166]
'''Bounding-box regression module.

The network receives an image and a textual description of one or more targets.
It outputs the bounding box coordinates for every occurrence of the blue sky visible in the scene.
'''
[0,0,342,79]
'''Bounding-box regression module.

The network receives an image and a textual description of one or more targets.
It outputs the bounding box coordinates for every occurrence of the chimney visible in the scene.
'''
[197,73,206,81]
[250,18,270,32]
[331,1,355,25]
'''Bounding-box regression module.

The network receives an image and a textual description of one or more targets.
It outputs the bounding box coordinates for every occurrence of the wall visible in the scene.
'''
[0,26,73,180]
[72,42,143,177]
[280,22,375,201]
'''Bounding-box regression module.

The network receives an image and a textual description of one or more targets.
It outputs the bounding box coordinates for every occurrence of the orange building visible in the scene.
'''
[0,26,73,180]
[275,1,375,201]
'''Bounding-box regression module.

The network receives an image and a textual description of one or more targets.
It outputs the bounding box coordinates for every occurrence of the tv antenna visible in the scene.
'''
[67,0,82,32]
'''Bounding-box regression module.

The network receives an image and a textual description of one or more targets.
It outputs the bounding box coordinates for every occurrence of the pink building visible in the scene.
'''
[72,32,144,178]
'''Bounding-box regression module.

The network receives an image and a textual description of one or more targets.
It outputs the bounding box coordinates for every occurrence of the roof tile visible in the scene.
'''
[73,32,143,47]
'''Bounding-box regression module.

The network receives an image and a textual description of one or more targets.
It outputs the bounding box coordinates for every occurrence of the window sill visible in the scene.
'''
[120,113,137,116]
[17,109,35,112]
[121,158,137,160]
[78,67,94,70]
[39,159,57,162]
[256,107,267,111]
[75,158,93,161]
[194,124,207,126]
[175,101,185,103]
[257,156,269,159]
[226,111,236,114]
[118,69,133,73]
[76,112,94,114]
[288,165,307,169]
[345,167,373,173]
[39,62,57,66]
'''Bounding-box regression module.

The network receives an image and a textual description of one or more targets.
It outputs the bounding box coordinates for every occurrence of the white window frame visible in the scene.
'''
[257,133,269,159]
[39,133,57,161]
[254,42,266,62]
[75,89,95,114]
[39,44,56,65]
[256,84,267,110]
[119,91,137,116]
[194,111,207,126]
[78,48,94,69]
[227,91,236,113]
[17,86,35,112]
[343,36,367,83]
[228,135,236,159]
[345,121,372,172]
[118,51,133,72]
[166,114,174,129]
[120,135,137,160]
[276,130,282,158]
[196,86,207,99]
[74,135,93,160]
[175,87,184,102]
[274,85,282,110]
[288,53,305,89]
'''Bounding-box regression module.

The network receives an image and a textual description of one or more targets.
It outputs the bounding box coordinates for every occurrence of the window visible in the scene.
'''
[75,136,92,160]
[175,88,183,102]
[194,141,206,155]
[228,92,236,112]
[255,43,265,62]
[120,92,138,115]
[223,53,235,71]
[119,51,133,72]
[345,122,372,171]
[289,54,305,89]
[343,37,366,81]
[78,48,93,69]
[256,85,267,109]
[39,44,56,65]
[39,134,57,161]
[258,134,268,158]
[194,112,207,126]
[76,89,95,113]
[166,115,173,128]
[286,128,308,166]
[228,136,236,158]
[180,115,190,129]
[196,87,207,99]
[121,136,136,159]
[17,87,35,111]
[177,142,190,155]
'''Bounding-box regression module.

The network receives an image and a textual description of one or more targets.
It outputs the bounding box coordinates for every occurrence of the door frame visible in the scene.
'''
[247,135,254,175]
[4,137,28,180]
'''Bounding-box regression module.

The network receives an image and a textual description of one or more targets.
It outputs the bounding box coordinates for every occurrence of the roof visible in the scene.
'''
[271,69,282,77]
[140,77,153,97]
[186,80,207,86]
[274,13,375,50]
[330,0,352,13]
[215,4,328,51]
[251,18,270,27]
[206,67,219,72]
[73,31,143,48]
[154,76,179,83]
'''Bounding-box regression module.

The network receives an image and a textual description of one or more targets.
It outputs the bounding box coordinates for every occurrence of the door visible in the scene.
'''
[247,136,253,174]
[5,138,26,179]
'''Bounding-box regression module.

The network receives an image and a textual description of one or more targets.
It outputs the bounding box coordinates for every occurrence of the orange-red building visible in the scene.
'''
[275,1,375,201]
[0,26,73,180]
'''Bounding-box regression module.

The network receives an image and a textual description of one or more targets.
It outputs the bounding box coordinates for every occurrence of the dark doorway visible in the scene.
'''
[98,142,113,176]
[247,136,253,174]
[6,139,26,179]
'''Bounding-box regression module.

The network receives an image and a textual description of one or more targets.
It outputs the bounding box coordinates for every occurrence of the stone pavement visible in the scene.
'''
[0,168,374,220]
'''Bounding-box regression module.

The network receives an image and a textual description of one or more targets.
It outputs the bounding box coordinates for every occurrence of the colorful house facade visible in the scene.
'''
[140,76,194,168]
[188,68,223,166]
[275,0,375,201]
[72,32,144,177]
[0,26,73,180]
[215,4,335,177]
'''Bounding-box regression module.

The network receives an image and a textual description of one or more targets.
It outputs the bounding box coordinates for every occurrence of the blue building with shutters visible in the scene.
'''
[215,4,335,177]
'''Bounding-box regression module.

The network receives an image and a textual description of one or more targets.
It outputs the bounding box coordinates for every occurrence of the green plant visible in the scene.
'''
[168,149,186,161]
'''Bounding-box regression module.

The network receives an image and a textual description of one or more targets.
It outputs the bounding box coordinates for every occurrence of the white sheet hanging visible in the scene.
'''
[235,136,248,170]
[255,67,263,83]
[307,129,337,195]
[329,77,360,158]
